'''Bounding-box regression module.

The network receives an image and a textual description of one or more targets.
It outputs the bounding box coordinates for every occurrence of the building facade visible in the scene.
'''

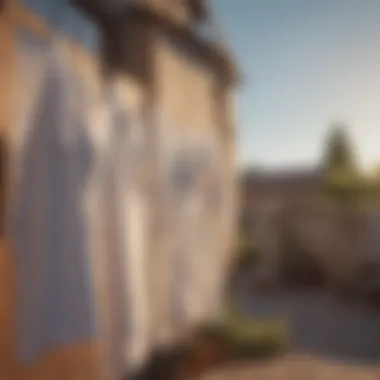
[241,168,375,289]
[0,1,240,379]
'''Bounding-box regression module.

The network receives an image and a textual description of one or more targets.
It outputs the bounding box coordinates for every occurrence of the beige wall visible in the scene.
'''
[154,34,216,130]
[142,0,195,27]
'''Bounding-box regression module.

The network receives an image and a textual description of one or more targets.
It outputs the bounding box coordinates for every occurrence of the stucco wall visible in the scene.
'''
[154,34,216,130]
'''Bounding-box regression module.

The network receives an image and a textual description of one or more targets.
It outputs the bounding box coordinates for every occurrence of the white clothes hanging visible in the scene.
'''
[94,83,150,379]
[156,120,229,337]
[11,40,98,363]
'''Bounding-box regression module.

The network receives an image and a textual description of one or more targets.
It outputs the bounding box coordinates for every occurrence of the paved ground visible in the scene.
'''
[200,354,380,380]
[200,287,380,379]
[238,288,380,364]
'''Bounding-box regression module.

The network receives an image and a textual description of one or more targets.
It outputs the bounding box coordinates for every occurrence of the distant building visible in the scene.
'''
[241,166,376,289]
[241,167,324,235]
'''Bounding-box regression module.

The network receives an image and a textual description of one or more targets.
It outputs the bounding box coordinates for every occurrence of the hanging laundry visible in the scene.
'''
[187,139,224,323]
[158,141,194,335]
[148,116,182,349]
[10,41,98,363]
[156,123,228,338]
[184,133,230,324]
[170,161,205,331]
[94,83,150,379]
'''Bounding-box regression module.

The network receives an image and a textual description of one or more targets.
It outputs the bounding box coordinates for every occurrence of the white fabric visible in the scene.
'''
[11,36,233,376]
[93,84,150,378]
[12,36,151,376]
[11,40,98,363]
[156,118,229,337]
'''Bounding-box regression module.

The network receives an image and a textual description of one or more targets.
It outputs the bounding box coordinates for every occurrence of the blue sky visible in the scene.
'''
[212,0,380,170]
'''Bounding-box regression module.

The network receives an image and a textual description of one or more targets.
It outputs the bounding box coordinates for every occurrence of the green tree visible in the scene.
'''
[365,164,380,200]
[323,123,362,202]
[323,123,356,170]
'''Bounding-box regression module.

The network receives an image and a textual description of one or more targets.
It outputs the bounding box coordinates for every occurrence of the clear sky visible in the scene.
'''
[212,0,380,170]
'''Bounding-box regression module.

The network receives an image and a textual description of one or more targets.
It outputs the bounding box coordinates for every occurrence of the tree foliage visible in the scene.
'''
[365,166,380,200]
[323,123,362,202]
[324,124,356,171]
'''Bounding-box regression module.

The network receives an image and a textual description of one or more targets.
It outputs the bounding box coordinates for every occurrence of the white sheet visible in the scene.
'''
[94,84,150,379]
[11,40,98,363]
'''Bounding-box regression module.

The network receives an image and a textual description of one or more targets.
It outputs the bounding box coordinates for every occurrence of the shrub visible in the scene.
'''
[227,236,260,295]
[230,236,260,284]
[223,313,289,360]
[192,313,289,365]
[236,236,259,270]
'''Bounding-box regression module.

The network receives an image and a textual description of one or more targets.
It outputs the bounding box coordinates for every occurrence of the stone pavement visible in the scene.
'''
[239,290,380,363]
[199,354,380,380]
